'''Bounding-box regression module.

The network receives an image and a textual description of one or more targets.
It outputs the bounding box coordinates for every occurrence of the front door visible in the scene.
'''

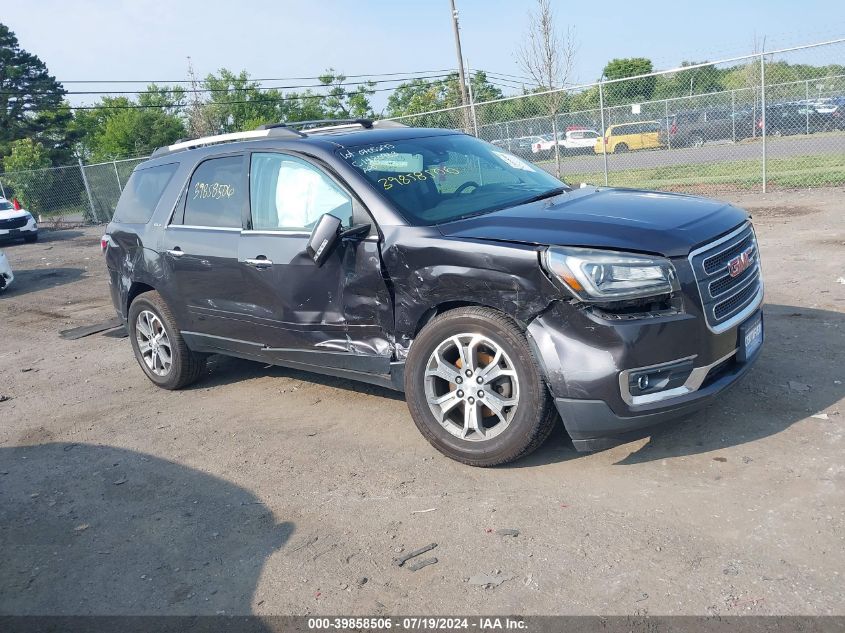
[236,151,393,374]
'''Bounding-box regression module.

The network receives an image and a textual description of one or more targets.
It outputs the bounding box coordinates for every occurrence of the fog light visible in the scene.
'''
[628,358,695,398]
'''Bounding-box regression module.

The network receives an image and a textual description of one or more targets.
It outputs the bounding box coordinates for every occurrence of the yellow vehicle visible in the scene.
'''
[594,120,663,154]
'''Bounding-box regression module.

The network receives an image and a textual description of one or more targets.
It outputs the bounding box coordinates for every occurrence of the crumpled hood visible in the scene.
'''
[437,187,749,258]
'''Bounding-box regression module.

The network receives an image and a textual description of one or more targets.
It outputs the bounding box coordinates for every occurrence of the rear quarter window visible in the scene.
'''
[112,163,179,224]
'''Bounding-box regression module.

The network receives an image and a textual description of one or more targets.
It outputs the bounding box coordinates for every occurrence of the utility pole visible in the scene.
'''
[449,0,470,113]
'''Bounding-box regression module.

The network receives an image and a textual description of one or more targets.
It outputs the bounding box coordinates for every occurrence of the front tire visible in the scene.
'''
[404,307,557,466]
[24,233,38,243]
[128,290,206,390]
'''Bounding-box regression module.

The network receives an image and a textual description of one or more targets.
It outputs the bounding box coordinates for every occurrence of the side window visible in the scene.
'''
[183,156,245,228]
[250,153,353,231]
[113,163,178,224]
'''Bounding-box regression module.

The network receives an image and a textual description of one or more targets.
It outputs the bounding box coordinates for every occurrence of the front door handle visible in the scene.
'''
[166,247,184,258]
[245,256,273,269]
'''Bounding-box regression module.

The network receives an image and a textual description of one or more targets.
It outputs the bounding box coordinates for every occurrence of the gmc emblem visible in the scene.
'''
[727,247,754,278]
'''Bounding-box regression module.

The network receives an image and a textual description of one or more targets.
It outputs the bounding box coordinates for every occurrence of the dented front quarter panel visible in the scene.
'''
[379,225,561,349]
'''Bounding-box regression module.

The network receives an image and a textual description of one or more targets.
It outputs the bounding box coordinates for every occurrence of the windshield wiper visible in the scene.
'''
[518,186,569,205]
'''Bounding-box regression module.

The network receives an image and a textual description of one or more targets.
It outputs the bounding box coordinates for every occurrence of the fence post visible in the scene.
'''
[731,90,736,142]
[664,99,671,150]
[598,80,609,187]
[760,53,767,193]
[805,79,810,135]
[78,158,99,223]
[0,178,5,199]
[113,160,123,190]
[466,61,479,137]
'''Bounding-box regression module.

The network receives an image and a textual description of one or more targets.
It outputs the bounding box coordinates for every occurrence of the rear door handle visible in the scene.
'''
[166,247,184,258]
[245,257,273,269]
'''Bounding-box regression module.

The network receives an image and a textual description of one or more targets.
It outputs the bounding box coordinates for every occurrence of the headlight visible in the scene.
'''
[543,246,679,301]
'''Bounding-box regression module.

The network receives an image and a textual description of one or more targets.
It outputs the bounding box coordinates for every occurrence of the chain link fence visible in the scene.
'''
[0,39,842,224]
[391,38,845,197]
[0,157,147,225]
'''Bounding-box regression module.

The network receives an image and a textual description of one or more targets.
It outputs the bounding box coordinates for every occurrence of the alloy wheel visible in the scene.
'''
[423,333,520,442]
[135,310,173,377]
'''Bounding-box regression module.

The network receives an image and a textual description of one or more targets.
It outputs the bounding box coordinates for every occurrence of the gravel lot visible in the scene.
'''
[0,188,843,616]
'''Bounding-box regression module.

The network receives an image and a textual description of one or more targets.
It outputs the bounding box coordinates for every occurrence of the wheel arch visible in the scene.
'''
[414,301,529,338]
[127,281,156,314]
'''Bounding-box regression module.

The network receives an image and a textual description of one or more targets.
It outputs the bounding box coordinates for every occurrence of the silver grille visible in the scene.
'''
[689,223,763,333]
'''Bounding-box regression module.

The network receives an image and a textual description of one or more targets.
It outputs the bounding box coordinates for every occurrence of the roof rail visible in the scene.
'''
[284,118,375,130]
[149,118,409,157]
[150,126,304,157]
[278,118,408,133]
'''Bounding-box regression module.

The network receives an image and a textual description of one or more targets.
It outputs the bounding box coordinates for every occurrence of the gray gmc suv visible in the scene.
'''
[103,119,763,466]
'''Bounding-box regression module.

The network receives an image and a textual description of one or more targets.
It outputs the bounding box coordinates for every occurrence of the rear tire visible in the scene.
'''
[614,143,629,154]
[404,307,557,467]
[128,290,206,390]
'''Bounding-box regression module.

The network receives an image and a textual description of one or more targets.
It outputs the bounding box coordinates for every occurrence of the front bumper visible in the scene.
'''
[0,218,38,239]
[527,299,763,452]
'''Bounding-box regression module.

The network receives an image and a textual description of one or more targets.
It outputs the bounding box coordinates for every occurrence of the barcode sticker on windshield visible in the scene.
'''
[492,151,534,171]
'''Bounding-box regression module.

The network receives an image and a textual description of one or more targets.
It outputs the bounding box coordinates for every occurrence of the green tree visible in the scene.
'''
[203,69,283,132]
[2,138,52,214]
[386,72,503,119]
[317,69,376,119]
[653,62,726,100]
[0,23,75,165]
[75,86,186,161]
[602,57,656,104]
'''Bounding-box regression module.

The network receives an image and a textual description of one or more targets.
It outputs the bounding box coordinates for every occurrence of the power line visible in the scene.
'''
[483,70,538,83]
[1,74,456,97]
[17,84,412,112]
[55,68,458,84]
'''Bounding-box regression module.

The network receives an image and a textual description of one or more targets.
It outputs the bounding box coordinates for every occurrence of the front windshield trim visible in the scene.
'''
[337,133,567,227]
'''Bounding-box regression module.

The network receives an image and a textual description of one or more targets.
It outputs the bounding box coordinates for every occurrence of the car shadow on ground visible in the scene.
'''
[0,443,293,616]
[0,267,87,299]
[175,303,841,468]
[0,230,86,246]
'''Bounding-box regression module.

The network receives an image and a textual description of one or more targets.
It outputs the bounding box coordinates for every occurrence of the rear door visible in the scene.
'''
[235,151,393,373]
[161,154,248,340]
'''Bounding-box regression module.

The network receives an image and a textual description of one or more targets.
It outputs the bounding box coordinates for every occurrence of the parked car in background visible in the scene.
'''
[595,121,663,154]
[532,129,602,158]
[491,135,546,159]
[104,119,764,466]
[661,108,756,147]
[0,197,38,243]
[0,250,13,292]
[759,103,840,136]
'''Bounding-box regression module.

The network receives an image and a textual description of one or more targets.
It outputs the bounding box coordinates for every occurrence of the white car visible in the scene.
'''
[532,129,602,157]
[0,197,38,243]
[0,250,13,291]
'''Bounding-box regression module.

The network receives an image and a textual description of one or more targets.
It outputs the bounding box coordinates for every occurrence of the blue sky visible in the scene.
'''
[6,0,844,111]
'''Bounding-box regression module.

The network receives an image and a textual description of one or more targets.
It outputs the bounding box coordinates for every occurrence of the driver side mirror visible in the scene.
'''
[306,214,342,267]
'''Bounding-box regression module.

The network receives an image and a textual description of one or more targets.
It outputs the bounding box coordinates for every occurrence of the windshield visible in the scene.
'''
[338,134,567,225]
[0,201,13,211]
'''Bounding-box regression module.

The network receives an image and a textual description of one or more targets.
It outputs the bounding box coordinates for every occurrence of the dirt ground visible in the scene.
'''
[0,188,842,617]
